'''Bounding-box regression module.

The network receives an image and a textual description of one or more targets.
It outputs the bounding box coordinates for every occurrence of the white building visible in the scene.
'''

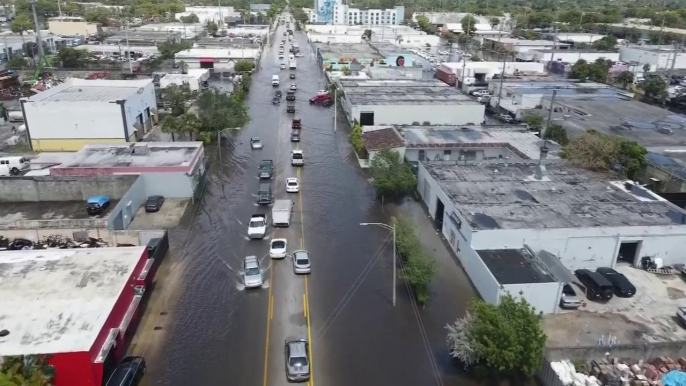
[48,17,103,36]
[553,33,607,46]
[159,69,210,91]
[332,5,405,26]
[417,161,686,313]
[137,22,205,40]
[75,44,160,58]
[175,6,240,25]
[444,61,545,89]
[338,79,485,126]
[484,37,570,53]
[619,45,686,72]
[20,79,157,152]
[397,124,557,163]
[517,49,620,65]
[174,48,260,73]
[308,32,362,44]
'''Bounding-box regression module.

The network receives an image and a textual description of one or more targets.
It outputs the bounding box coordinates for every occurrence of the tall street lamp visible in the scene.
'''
[360,222,396,307]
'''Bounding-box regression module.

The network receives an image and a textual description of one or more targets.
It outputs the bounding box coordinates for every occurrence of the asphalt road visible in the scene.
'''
[143,18,478,386]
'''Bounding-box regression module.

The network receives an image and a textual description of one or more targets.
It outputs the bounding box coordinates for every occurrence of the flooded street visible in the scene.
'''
[140,22,478,386]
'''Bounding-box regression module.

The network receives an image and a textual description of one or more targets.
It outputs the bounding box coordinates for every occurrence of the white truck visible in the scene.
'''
[272,200,294,227]
[248,214,268,239]
[289,60,296,70]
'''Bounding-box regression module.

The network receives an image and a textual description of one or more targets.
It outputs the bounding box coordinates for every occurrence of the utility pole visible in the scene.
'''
[125,22,132,73]
[57,0,62,18]
[543,89,557,143]
[549,26,557,70]
[494,50,508,113]
[30,0,45,60]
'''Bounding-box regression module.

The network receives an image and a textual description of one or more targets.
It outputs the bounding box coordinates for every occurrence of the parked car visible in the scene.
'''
[144,195,165,213]
[250,137,263,149]
[477,95,491,104]
[270,238,288,259]
[285,338,310,382]
[292,118,301,129]
[559,284,582,309]
[259,160,274,179]
[292,250,311,274]
[286,177,299,193]
[295,53,304,58]
[86,195,111,215]
[290,131,300,142]
[596,267,636,297]
[248,214,268,239]
[104,356,146,386]
[470,89,490,97]
[7,106,23,122]
[574,269,614,301]
[243,256,263,289]
[498,114,513,123]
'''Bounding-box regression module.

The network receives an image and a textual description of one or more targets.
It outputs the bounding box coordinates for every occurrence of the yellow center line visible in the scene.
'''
[303,293,307,318]
[305,276,314,386]
[263,265,274,386]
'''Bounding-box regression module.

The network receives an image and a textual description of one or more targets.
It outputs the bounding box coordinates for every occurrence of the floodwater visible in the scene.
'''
[141,23,479,386]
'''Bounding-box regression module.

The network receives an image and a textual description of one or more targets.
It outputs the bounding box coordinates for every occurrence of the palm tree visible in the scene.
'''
[642,63,651,75]
[178,60,188,74]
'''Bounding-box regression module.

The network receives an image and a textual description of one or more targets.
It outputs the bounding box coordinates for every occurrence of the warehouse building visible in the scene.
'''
[20,79,157,151]
[416,161,686,313]
[174,48,261,73]
[0,247,153,386]
[338,79,485,126]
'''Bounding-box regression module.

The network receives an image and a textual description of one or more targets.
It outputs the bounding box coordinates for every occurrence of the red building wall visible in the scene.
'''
[49,352,95,386]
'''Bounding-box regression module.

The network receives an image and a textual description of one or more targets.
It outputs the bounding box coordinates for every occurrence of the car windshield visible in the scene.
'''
[288,181,297,186]
[296,257,309,265]
[289,357,308,367]
[272,241,286,249]
[245,266,260,276]
[250,220,265,227]
[562,285,576,295]
[293,154,303,159]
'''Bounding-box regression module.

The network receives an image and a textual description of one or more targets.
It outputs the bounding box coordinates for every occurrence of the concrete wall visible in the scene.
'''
[0,175,137,202]
[417,161,502,304]
[0,227,162,246]
[545,340,686,362]
[122,81,157,136]
[470,226,686,270]
[142,173,195,198]
[350,103,485,126]
[502,282,562,314]
[108,175,147,230]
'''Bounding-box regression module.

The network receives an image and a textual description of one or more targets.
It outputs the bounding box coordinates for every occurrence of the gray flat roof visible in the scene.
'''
[57,142,202,168]
[477,249,555,284]
[339,79,479,106]
[0,247,145,355]
[315,42,408,58]
[24,78,152,103]
[396,125,560,159]
[543,96,686,148]
[425,162,686,230]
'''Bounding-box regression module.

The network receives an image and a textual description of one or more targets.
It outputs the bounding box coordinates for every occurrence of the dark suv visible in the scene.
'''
[574,269,614,301]
[105,356,146,386]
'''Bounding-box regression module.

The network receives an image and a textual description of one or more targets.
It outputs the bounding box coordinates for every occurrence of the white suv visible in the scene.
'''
[248,214,268,239]
[291,150,303,166]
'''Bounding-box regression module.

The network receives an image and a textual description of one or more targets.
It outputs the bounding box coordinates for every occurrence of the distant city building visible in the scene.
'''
[333,5,404,26]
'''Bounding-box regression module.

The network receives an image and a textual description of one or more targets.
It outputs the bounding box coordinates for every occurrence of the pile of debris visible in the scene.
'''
[553,357,686,385]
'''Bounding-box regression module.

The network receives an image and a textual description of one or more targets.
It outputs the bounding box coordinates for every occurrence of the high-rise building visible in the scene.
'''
[332,5,404,26]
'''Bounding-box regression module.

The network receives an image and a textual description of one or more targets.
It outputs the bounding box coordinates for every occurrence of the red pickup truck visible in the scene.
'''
[292,119,301,129]
[309,93,333,104]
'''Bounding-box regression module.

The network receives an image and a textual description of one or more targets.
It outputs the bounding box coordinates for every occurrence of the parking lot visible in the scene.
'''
[128,198,190,230]
[544,264,686,347]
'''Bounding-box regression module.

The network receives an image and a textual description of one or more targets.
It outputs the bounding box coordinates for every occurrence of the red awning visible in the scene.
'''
[200,58,215,63]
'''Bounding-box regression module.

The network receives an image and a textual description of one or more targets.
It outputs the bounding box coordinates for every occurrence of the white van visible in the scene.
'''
[272,75,280,86]
[0,156,28,175]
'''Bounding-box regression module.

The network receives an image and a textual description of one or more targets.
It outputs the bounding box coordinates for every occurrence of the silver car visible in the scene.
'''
[292,250,311,274]
[250,137,263,149]
[559,284,582,309]
[243,256,263,289]
[285,338,310,381]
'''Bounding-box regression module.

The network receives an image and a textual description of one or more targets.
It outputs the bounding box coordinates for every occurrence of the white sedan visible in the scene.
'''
[295,53,304,58]
[270,238,288,259]
[286,177,299,193]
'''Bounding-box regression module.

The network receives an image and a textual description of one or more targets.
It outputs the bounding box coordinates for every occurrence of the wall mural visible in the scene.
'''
[317,0,336,23]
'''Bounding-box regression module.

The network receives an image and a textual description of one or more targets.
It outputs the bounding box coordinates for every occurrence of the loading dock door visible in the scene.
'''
[200,58,214,69]
[359,111,374,126]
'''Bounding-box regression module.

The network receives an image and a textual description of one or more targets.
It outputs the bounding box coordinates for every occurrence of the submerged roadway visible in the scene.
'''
[134,17,478,386]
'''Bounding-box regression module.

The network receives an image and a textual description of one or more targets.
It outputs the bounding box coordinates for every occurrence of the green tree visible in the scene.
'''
[160,84,194,116]
[11,14,33,48]
[616,71,634,89]
[370,148,417,198]
[592,35,617,51]
[57,47,89,68]
[489,17,500,29]
[416,15,436,34]
[391,216,436,305]
[642,63,651,74]
[461,14,477,35]
[544,124,569,146]
[179,13,199,23]
[523,113,543,128]
[349,123,366,157]
[84,7,111,25]
[178,60,188,74]
[642,76,667,99]
[561,130,647,178]
[157,41,191,60]
[446,294,547,377]
[207,21,219,35]
[234,60,254,72]
[196,88,249,135]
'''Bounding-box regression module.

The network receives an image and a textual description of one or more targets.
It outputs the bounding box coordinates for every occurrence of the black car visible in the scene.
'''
[596,267,636,297]
[145,195,165,213]
[287,104,295,113]
[290,131,300,142]
[574,269,614,301]
[275,90,282,98]
[290,73,296,79]
[286,91,296,101]
[105,356,146,386]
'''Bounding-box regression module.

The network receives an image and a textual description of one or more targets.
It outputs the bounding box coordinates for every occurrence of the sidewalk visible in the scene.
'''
[388,198,480,385]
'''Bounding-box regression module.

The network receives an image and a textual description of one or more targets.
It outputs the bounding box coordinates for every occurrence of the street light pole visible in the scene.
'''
[360,222,396,307]
[30,0,44,60]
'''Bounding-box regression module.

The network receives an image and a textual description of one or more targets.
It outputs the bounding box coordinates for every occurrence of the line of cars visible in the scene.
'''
[560,267,637,309]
